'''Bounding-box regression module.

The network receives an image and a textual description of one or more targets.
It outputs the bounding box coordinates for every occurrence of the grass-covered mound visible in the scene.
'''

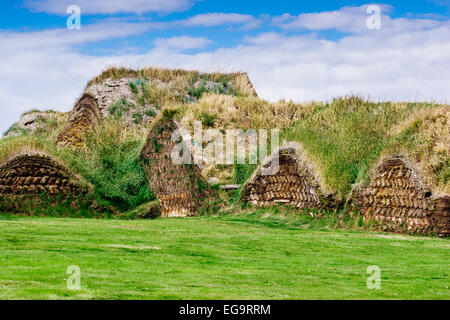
[0,136,94,216]
[2,63,448,226]
[345,107,449,236]
[87,66,257,98]
[139,112,208,217]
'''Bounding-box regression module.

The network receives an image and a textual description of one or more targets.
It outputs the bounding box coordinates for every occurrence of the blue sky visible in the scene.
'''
[0,0,449,134]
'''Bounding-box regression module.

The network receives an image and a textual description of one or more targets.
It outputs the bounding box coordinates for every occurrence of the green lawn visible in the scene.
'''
[0,214,448,300]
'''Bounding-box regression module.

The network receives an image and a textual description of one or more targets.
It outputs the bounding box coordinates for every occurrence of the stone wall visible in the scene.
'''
[85,78,159,125]
[139,116,208,217]
[242,145,334,210]
[56,94,100,148]
[352,156,449,236]
[85,78,138,118]
[4,110,67,138]
[432,196,449,237]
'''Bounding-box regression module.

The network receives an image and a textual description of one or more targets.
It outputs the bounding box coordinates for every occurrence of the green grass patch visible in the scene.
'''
[108,99,130,118]
[234,164,257,185]
[189,81,208,100]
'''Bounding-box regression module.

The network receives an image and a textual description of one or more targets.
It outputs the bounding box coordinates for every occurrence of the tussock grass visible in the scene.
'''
[0,135,51,164]
[117,200,161,220]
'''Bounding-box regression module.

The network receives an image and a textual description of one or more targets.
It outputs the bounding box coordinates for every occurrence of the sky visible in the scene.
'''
[0,0,449,134]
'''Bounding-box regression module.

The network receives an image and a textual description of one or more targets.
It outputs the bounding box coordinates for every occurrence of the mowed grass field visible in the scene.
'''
[0,214,448,300]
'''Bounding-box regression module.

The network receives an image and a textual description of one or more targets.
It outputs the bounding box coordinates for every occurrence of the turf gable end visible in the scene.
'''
[56,94,101,148]
[139,115,208,217]
[351,155,449,236]
[241,143,336,210]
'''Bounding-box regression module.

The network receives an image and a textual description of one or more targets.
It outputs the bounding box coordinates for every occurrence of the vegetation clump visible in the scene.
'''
[383,107,449,195]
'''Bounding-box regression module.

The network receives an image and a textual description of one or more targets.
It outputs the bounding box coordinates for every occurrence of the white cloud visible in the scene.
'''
[0,22,154,52]
[272,4,443,34]
[154,36,212,51]
[183,13,262,29]
[24,0,195,15]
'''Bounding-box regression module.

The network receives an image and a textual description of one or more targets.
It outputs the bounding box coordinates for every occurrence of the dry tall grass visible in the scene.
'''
[386,107,450,194]
[178,93,315,132]
[174,93,316,182]
[3,63,449,209]
[0,135,89,189]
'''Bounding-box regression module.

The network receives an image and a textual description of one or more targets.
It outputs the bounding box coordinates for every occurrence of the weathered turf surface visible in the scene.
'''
[0,215,448,300]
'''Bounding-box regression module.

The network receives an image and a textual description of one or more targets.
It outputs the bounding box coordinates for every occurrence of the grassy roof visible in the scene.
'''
[282,96,448,198]
[86,66,258,98]
[171,93,317,182]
